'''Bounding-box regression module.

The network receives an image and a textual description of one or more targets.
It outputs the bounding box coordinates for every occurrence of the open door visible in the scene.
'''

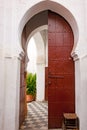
[19,58,27,127]
[48,11,75,128]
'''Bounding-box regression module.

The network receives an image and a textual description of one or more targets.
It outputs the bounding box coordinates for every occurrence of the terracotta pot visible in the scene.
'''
[26,94,34,102]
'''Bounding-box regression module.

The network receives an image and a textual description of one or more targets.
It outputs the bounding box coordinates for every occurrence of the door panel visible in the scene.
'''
[19,59,27,127]
[48,11,75,128]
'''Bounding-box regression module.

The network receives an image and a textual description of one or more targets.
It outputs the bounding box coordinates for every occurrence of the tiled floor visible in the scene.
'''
[19,101,61,130]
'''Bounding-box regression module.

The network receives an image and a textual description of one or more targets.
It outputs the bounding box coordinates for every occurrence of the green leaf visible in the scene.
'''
[26,73,36,96]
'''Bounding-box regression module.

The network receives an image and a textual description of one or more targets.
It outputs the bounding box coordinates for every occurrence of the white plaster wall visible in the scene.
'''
[79,56,87,130]
[17,1,87,129]
[75,56,87,130]
[0,0,22,58]
[0,57,20,130]
[36,64,45,101]
[0,0,87,130]
[34,32,45,64]
[27,37,37,73]
[75,59,82,130]
[40,30,48,67]
[3,57,20,130]
[0,1,21,130]
[0,58,5,130]
[33,32,45,101]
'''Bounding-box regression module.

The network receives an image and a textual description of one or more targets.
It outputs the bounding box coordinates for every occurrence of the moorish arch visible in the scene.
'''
[19,0,79,58]
[19,0,79,129]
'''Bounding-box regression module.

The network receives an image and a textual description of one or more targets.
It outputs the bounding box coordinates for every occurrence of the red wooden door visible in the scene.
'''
[48,11,75,128]
[19,58,27,127]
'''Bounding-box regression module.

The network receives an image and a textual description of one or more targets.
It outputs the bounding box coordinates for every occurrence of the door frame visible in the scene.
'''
[19,1,79,129]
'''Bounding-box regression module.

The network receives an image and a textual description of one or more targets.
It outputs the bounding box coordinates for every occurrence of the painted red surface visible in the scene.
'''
[48,11,75,128]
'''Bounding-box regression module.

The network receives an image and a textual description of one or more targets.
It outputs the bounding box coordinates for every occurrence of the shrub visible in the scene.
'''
[26,73,36,96]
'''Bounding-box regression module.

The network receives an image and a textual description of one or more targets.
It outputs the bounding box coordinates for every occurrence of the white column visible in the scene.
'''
[36,64,45,101]
[3,57,20,130]
[79,56,87,130]
[74,55,87,130]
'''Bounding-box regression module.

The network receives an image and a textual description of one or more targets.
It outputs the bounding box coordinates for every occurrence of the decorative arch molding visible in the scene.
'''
[19,0,79,60]
[21,10,48,57]
[26,25,48,50]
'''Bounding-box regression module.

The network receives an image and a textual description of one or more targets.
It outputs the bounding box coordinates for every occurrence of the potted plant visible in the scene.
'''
[26,73,36,102]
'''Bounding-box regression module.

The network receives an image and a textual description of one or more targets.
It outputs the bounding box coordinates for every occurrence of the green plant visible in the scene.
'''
[26,73,36,96]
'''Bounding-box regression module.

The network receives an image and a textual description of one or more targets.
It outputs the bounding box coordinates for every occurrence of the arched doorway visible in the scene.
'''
[20,10,75,129]
[19,11,48,127]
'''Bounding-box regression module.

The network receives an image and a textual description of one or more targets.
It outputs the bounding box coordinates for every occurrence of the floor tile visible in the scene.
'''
[19,101,62,130]
[20,101,48,130]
